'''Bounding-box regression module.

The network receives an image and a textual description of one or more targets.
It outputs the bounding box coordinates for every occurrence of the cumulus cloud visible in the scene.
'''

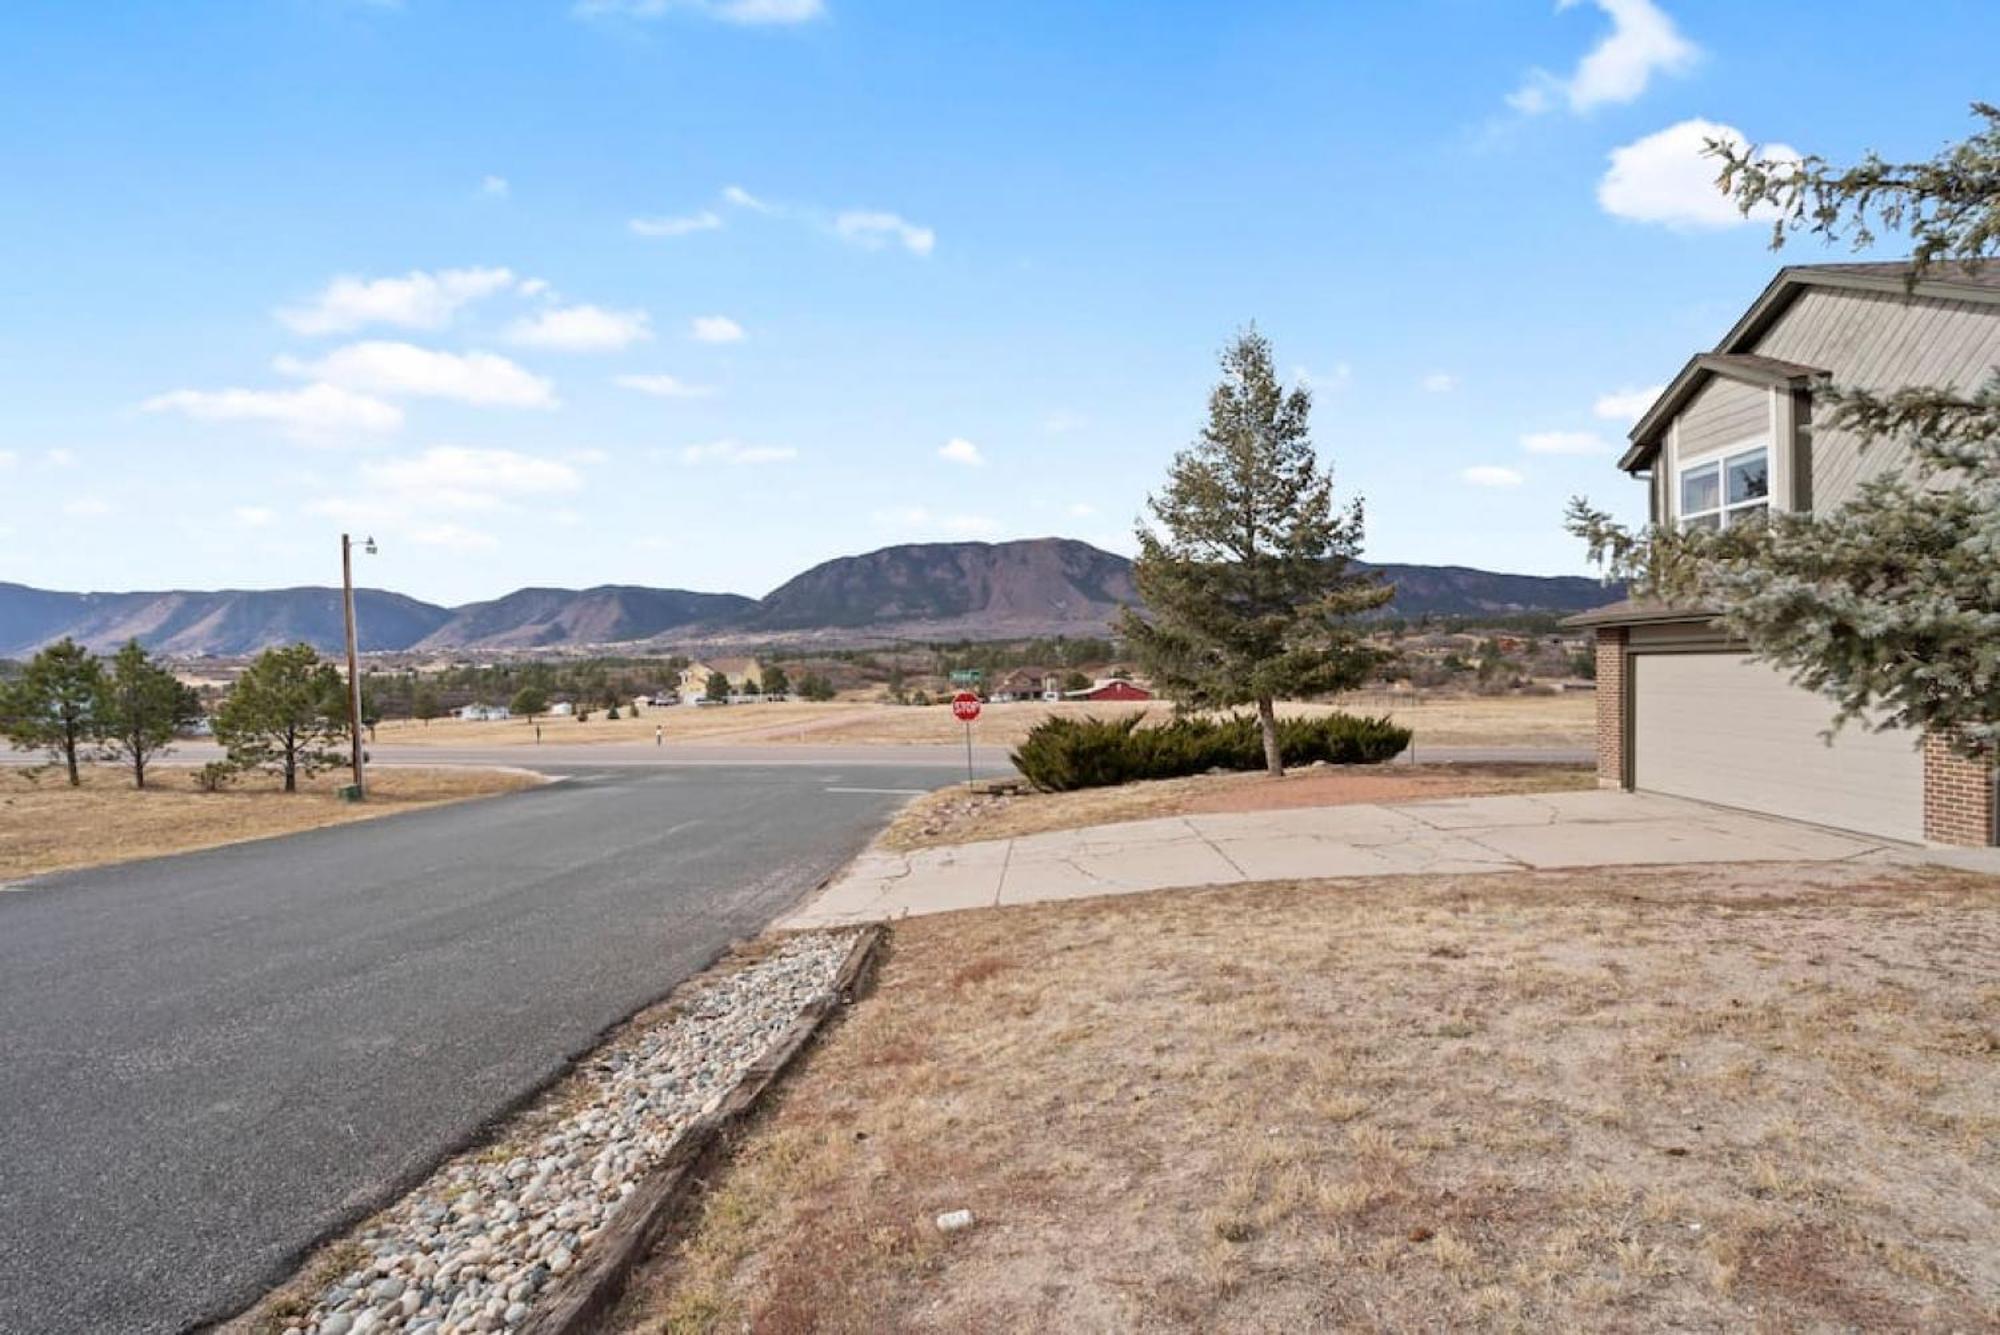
[871,506,1002,537]
[1598,118,1800,229]
[678,439,797,465]
[1508,0,1698,116]
[690,315,746,344]
[276,341,557,408]
[1522,431,1613,456]
[1295,363,1353,393]
[362,445,582,500]
[937,437,984,467]
[722,184,774,213]
[1462,465,1525,487]
[278,266,519,335]
[629,210,723,238]
[481,175,510,198]
[1421,371,1459,393]
[233,506,277,527]
[62,496,114,518]
[0,450,16,469]
[143,384,404,439]
[575,0,825,24]
[614,373,715,399]
[45,448,77,467]
[833,210,936,256]
[506,304,653,351]
[1594,384,1666,423]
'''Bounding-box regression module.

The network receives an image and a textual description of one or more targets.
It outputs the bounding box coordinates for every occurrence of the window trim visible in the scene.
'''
[1677,439,1770,531]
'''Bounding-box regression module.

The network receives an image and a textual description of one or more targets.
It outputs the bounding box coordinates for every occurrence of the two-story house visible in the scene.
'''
[1571,261,1999,847]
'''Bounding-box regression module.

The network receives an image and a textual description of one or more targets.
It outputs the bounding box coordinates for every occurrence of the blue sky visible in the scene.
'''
[2,0,1993,605]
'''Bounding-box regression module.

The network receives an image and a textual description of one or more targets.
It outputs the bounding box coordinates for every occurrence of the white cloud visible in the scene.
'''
[506,303,653,351]
[614,373,715,399]
[278,266,518,335]
[678,439,797,465]
[871,506,1003,538]
[1598,118,1800,229]
[937,437,984,467]
[276,341,557,408]
[1522,431,1613,456]
[1420,371,1459,393]
[1462,465,1525,487]
[1593,384,1666,423]
[629,210,723,239]
[233,505,277,527]
[833,210,936,256]
[407,522,500,552]
[1065,502,1098,519]
[1509,0,1698,116]
[565,447,612,465]
[721,184,773,213]
[690,315,746,344]
[575,0,825,24]
[361,446,583,500]
[45,448,77,467]
[0,450,16,470]
[62,496,114,518]
[481,175,510,198]
[143,384,404,439]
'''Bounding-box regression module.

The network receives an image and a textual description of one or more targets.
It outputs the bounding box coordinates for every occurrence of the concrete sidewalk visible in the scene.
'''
[779,790,1912,928]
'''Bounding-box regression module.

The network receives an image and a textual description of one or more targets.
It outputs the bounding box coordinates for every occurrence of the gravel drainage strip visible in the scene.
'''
[246,928,874,1335]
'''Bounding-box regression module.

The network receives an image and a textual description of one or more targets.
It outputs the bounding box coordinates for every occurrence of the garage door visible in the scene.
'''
[1632,653,1924,842]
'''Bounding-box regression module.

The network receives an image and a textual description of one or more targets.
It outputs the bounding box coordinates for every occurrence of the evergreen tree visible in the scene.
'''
[0,638,104,786]
[705,670,732,702]
[214,643,347,792]
[412,680,441,725]
[1122,328,1391,775]
[510,686,549,722]
[1569,103,2000,757]
[762,664,791,697]
[96,640,200,789]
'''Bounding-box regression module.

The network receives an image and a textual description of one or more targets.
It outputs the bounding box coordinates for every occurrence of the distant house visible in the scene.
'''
[1067,678,1152,702]
[677,657,763,702]
[456,703,510,722]
[991,669,1061,703]
[547,701,574,717]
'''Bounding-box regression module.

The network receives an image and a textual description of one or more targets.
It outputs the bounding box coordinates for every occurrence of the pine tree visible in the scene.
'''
[1123,328,1392,775]
[96,640,200,789]
[0,638,104,786]
[214,643,348,792]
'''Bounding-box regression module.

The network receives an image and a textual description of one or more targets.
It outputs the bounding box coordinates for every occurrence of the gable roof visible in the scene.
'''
[1619,261,2000,474]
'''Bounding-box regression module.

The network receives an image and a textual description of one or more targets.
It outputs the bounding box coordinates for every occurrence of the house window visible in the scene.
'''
[1679,445,1768,531]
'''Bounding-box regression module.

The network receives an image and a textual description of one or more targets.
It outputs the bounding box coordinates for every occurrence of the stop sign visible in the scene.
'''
[950,690,982,722]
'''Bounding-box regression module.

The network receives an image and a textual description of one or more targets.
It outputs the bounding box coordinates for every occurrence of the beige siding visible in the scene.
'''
[1676,378,1769,462]
[1750,286,2000,511]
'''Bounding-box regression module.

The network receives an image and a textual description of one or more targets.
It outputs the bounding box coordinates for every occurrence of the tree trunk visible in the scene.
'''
[1257,696,1284,778]
[64,729,80,787]
[283,729,297,793]
[133,741,146,790]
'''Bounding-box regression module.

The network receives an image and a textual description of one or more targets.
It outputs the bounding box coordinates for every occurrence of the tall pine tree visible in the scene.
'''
[1123,328,1392,776]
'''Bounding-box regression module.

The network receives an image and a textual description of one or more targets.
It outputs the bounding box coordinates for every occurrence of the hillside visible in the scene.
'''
[0,541,1621,658]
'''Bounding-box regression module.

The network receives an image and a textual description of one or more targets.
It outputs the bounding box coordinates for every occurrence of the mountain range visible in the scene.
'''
[0,538,1619,658]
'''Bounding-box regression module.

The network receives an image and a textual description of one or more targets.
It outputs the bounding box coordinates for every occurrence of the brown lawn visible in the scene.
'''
[881,763,1596,852]
[613,864,2000,1333]
[366,693,1595,754]
[0,764,543,879]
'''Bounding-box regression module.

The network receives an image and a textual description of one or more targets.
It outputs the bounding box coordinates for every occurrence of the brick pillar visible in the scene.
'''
[1594,627,1628,790]
[1923,732,1996,846]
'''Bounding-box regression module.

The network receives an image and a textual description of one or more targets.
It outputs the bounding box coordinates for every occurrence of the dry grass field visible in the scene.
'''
[615,864,2000,1333]
[365,693,1594,753]
[881,764,1596,851]
[0,764,542,880]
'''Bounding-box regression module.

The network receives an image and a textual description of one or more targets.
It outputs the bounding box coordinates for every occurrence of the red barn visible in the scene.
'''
[1071,678,1153,702]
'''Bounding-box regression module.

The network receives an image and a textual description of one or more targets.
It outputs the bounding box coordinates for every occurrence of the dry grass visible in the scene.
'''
[880,763,1595,852]
[614,863,2000,1333]
[0,763,543,879]
[787,694,1594,751]
[368,694,1595,753]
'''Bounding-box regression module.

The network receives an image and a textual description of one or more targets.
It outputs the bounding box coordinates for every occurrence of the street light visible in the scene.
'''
[341,533,376,799]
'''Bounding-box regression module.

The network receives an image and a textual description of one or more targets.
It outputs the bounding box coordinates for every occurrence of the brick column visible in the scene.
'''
[1923,732,1996,845]
[1594,627,1628,790]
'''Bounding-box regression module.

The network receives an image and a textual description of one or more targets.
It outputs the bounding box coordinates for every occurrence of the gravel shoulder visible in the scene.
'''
[229,931,861,1335]
[0,764,545,880]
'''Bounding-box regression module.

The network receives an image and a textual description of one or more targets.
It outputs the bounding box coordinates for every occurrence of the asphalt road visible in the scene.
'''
[0,761,990,1334]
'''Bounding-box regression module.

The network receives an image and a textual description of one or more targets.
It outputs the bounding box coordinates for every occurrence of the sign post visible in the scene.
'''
[951,689,982,789]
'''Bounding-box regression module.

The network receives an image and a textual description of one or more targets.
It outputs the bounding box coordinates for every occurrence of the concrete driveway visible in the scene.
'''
[780,790,1910,927]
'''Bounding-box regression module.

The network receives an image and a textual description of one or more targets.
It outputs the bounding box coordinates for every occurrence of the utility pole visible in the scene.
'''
[341,533,375,799]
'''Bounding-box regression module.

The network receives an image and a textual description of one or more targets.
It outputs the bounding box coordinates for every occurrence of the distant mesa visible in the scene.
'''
[0,538,1619,657]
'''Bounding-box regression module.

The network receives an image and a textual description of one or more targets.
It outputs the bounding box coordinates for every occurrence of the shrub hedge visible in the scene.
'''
[1010,711,1412,792]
